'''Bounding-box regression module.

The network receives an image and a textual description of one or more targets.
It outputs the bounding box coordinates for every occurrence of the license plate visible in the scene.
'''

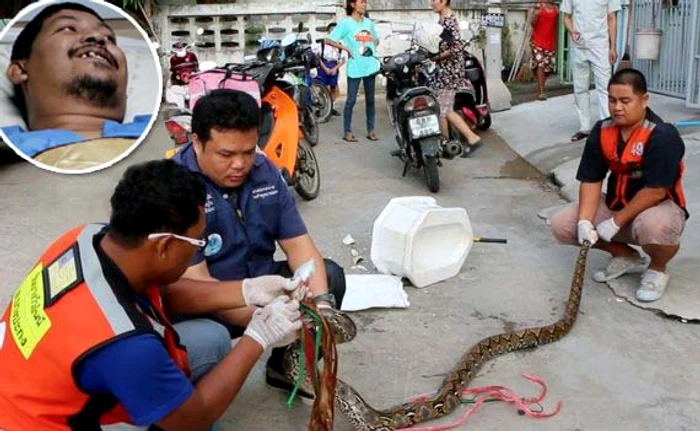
[409,115,440,139]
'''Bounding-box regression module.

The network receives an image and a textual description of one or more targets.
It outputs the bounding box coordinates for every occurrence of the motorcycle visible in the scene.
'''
[255,27,326,146]
[164,31,321,200]
[379,22,462,193]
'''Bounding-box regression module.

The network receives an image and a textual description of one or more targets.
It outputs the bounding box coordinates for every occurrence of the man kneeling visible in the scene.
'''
[550,68,689,302]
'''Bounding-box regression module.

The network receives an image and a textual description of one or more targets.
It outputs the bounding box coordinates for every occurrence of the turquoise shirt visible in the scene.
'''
[328,16,380,79]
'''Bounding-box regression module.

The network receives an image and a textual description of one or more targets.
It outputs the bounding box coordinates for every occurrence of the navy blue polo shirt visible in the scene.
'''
[173,143,307,280]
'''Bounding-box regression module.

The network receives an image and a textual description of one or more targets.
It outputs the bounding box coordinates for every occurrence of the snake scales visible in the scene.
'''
[285,242,591,431]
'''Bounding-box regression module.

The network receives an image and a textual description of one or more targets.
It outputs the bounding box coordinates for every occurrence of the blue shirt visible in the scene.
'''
[328,17,380,79]
[173,143,308,281]
[1,114,152,157]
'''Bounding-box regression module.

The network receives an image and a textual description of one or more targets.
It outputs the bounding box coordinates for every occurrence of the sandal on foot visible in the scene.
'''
[342,132,358,142]
[537,93,548,101]
[366,132,379,141]
[461,139,483,158]
[570,131,590,142]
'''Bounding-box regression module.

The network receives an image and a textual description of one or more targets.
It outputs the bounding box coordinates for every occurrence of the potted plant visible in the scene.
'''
[635,0,663,60]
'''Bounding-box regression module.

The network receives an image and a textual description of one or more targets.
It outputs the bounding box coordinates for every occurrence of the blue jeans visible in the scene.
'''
[107,319,231,431]
[344,74,376,135]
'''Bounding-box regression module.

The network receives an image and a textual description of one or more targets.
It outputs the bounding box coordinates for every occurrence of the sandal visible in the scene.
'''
[570,131,590,143]
[342,132,358,142]
[366,132,379,141]
[537,93,548,101]
[461,139,483,158]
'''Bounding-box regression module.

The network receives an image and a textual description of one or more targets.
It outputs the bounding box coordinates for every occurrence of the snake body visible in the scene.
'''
[333,243,591,430]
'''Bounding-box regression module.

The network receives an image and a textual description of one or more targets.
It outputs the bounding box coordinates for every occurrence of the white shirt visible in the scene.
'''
[561,0,622,47]
[313,41,346,63]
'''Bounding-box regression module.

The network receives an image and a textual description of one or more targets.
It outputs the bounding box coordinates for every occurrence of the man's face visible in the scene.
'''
[21,10,128,113]
[608,84,649,127]
[194,128,259,189]
[154,209,207,285]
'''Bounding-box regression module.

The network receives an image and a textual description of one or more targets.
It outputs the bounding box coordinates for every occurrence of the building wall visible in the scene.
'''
[153,0,532,92]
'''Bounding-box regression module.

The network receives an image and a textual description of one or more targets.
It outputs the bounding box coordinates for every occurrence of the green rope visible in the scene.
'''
[286,304,323,407]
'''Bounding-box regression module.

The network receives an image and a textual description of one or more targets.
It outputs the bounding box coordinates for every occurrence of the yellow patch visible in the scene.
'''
[10,264,52,360]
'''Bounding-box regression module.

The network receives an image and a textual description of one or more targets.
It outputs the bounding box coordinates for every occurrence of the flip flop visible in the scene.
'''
[366,132,379,141]
[342,132,358,142]
[570,131,590,143]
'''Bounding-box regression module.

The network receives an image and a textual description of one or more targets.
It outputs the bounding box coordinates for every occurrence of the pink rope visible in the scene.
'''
[395,374,562,431]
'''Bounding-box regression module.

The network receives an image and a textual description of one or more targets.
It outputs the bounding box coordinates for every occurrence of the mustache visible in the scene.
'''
[64,74,123,109]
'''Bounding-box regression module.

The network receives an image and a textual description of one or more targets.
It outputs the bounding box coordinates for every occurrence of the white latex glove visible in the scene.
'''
[577,220,599,245]
[242,275,302,307]
[596,217,621,242]
[244,296,302,350]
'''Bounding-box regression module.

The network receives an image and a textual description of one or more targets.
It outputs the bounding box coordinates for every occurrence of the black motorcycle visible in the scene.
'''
[380,47,461,193]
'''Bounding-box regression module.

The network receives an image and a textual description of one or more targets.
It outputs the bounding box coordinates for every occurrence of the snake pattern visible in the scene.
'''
[334,242,591,430]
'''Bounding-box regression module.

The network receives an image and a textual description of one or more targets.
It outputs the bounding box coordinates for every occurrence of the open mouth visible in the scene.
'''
[72,46,118,69]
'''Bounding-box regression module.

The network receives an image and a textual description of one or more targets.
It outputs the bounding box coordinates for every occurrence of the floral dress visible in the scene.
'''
[430,14,471,118]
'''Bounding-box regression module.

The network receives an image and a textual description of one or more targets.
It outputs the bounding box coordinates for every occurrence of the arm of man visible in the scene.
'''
[76,333,263,431]
[613,125,685,227]
[162,261,247,316]
[576,123,608,222]
[607,11,618,64]
[278,234,329,300]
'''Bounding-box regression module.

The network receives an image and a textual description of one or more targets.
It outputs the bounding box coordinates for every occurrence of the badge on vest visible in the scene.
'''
[630,142,644,157]
[204,233,223,257]
[630,169,643,179]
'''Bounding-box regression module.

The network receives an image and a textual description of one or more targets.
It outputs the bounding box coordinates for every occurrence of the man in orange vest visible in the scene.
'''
[0,160,303,431]
[550,68,688,302]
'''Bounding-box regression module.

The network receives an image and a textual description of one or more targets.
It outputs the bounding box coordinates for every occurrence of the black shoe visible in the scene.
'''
[331,109,341,117]
[265,360,315,406]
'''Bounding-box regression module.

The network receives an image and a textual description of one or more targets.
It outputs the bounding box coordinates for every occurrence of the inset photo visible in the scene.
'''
[0,0,161,173]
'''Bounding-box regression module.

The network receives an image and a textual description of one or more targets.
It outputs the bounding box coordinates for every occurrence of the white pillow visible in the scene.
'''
[0,35,161,129]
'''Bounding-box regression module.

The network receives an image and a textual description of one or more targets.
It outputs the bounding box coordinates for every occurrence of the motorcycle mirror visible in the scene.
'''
[281,33,297,47]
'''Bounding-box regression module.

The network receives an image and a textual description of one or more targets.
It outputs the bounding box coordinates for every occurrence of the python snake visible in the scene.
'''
[285,243,590,430]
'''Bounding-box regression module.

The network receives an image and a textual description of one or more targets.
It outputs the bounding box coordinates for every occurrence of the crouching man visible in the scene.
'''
[550,68,688,302]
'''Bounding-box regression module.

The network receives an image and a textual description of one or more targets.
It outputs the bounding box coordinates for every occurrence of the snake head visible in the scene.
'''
[320,307,357,344]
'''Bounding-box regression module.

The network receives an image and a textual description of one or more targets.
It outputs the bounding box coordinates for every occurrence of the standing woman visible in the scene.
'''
[429,0,483,157]
[530,0,559,100]
[325,0,381,142]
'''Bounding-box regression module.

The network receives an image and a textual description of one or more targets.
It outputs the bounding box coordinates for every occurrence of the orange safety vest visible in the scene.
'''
[599,119,687,213]
[0,224,190,431]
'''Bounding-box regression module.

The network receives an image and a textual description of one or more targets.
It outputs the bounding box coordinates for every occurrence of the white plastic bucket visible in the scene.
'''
[635,28,662,61]
[371,197,474,288]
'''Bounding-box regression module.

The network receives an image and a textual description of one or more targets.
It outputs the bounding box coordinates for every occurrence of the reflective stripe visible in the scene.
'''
[77,225,136,335]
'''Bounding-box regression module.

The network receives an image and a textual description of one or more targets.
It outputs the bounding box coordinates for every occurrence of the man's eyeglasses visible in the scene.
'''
[148,233,207,249]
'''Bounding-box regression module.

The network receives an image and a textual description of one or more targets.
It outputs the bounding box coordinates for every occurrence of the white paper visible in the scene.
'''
[341,274,410,312]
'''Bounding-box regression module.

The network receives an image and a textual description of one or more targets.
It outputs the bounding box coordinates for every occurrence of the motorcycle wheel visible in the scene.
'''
[302,106,320,147]
[423,156,440,193]
[477,112,492,130]
[311,81,332,123]
[294,137,321,200]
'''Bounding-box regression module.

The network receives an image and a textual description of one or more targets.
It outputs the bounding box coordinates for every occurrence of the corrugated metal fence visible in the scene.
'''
[632,0,696,99]
[687,0,700,107]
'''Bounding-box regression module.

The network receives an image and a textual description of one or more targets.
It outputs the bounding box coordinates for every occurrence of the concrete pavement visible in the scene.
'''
[0,98,699,430]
